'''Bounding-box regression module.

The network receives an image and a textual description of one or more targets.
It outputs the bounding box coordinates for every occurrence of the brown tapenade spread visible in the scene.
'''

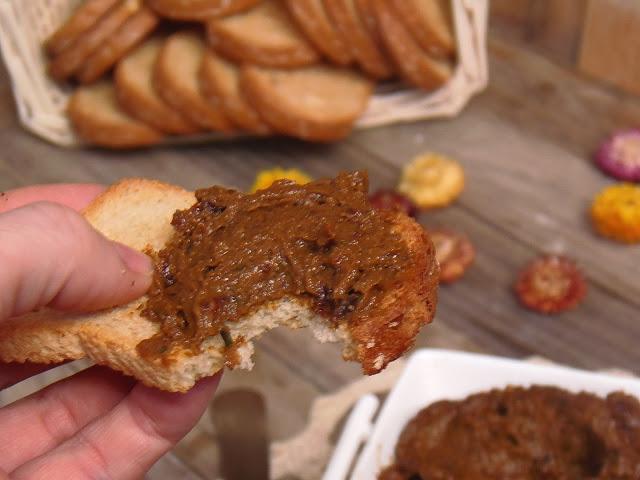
[138,171,412,362]
[379,386,640,480]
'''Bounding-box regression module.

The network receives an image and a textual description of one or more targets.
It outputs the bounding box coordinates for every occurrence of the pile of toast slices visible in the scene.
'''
[47,0,456,148]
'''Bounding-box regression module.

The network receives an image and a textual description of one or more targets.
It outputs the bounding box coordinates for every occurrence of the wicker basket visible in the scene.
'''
[0,0,488,147]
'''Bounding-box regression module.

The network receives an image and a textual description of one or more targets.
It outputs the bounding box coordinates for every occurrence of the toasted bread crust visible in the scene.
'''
[207,1,320,68]
[241,64,373,141]
[350,212,438,373]
[76,6,159,84]
[147,0,262,20]
[0,178,437,391]
[48,0,140,82]
[154,32,234,132]
[68,81,164,148]
[115,38,200,135]
[323,0,393,79]
[285,0,352,65]
[373,0,453,91]
[391,0,456,58]
[45,0,120,56]
[200,51,271,134]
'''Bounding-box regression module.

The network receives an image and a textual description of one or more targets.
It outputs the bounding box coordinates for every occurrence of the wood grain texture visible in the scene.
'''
[2,34,640,478]
[491,0,587,64]
[579,0,640,96]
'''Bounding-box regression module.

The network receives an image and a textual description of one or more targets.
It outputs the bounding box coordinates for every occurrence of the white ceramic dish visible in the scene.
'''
[324,349,640,480]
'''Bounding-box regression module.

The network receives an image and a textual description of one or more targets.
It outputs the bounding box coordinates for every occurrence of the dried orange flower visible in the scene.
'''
[398,153,464,209]
[590,183,640,243]
[250,168,312,193]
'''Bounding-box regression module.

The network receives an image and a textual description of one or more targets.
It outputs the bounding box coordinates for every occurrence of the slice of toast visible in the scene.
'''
[0,178,438,392]
[76,6,159,84]
[391,0,456,58]
[146,0,262,21]
[45,0,120,56]
[48,0,140,82]
[241,64,374,141]
[154,32,234,132]
[68,81,164,148]
[200,51,271,134]
[207,0,320,68]
[373,0,453,91]
[115,37,200,135]
[323,0,393,79]
[285,0,352,65]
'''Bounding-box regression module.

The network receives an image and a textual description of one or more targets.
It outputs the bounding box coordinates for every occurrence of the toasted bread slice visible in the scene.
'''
[68,81,164,148]
[48,0,140,82]
[154,32,233,132]
[207,0,320,68]
[323,0,393,79]
[0,178,437,392]
[76,6,159,84]
[146,0,261,20]
[241,64,373,141]
[373,0,453,91]
[285,0,352,65]
[115,37,200,135]
[200,51,270,134]
[391,0,455,58]
[45,0,120,56]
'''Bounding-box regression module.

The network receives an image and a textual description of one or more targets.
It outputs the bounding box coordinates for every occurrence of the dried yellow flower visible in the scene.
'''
[398,153,464,209]
[591,183,640,243]
[250,168,312,193]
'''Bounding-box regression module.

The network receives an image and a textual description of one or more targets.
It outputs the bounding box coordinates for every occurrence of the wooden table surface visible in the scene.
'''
[1,36,640,479]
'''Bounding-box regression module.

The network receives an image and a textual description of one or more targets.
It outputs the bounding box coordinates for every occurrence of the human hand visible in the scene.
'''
[0,184,220,479]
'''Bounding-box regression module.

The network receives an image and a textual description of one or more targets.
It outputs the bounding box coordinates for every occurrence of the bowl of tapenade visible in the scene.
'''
[326,349,640,480]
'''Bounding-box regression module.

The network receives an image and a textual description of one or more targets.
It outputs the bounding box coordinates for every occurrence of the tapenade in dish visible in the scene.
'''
[379,386,640,480]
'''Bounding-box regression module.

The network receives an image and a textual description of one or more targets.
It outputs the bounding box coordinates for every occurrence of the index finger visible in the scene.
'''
[0,184,105,214]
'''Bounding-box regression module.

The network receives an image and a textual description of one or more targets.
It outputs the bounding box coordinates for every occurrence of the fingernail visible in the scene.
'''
[113,243,152,275]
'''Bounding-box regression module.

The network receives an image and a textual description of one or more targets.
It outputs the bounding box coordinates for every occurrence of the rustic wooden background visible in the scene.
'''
[2,5,640,479]
[493,0,640,95]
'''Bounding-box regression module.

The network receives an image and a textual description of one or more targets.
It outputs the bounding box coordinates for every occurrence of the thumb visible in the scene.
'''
[0,202,153,320]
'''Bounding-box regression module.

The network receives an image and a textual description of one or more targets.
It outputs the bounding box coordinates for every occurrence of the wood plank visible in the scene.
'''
[482,39,640,159]
[579,0,640,96]
[490,0,587,64]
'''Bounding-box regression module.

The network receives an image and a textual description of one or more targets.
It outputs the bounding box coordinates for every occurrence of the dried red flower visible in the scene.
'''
[515,255,587,314]
[426,227,476,284]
